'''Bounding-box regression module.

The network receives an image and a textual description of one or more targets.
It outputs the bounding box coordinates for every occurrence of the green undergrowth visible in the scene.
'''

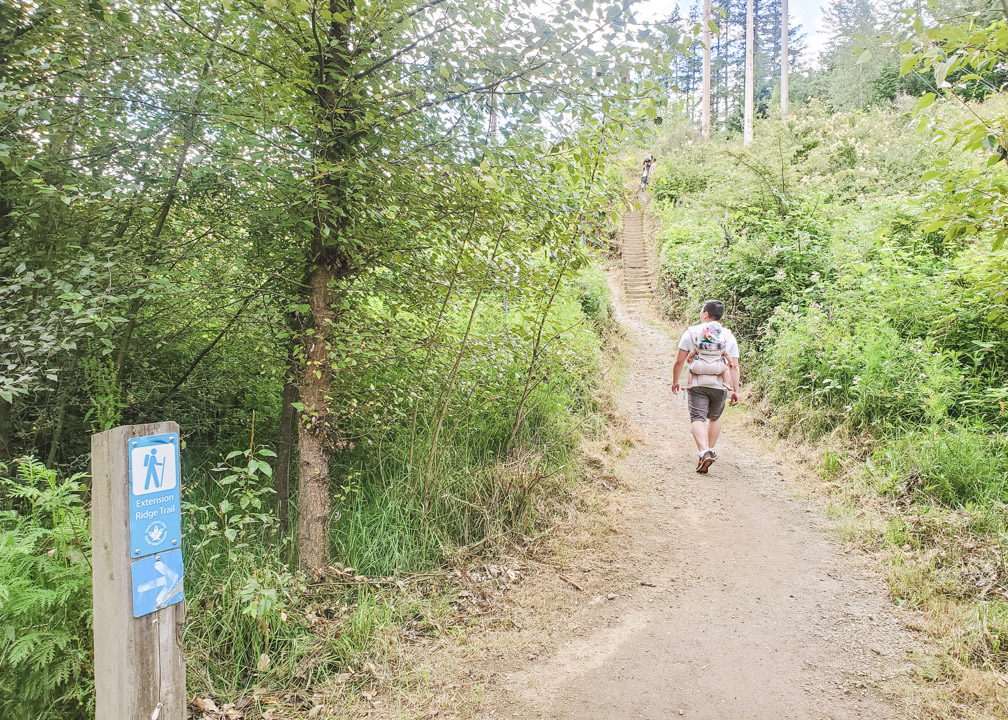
[181,264,616,702]
[648,103,1008,705]
[0,264,616,718]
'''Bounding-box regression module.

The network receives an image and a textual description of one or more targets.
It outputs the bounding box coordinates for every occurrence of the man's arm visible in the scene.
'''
[671,348,689,394]
[729,356,741,405]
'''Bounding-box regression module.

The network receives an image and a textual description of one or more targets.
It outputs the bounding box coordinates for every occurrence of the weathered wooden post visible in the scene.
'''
[91,422,186,720]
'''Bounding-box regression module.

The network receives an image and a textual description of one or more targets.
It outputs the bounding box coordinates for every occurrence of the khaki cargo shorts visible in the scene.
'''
[687,386,727,423]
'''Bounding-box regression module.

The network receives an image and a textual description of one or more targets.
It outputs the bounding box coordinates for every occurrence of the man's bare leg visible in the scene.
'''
[708,417,722,452]
[691,420,708,453]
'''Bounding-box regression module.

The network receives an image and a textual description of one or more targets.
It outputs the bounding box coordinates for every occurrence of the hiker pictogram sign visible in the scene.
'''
[128,433,182,559]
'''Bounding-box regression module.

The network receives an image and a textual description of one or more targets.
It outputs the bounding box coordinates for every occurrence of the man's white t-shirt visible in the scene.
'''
[678,322,739,390]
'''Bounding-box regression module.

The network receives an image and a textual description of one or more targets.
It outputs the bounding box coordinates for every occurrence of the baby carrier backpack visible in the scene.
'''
[686,323,730,388]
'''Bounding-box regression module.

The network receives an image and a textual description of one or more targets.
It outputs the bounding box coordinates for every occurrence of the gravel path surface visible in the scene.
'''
[484,268,919,720]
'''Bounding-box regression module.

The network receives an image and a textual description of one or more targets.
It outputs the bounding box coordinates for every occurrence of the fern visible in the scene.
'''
[0,458,94,720]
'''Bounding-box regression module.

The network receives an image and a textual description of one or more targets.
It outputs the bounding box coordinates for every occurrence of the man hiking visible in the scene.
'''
[671,300,741,473]
[640,152,655,192]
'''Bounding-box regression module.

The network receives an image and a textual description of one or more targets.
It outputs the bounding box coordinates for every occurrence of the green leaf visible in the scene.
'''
[916,93,937,111]
[856,49,873,65]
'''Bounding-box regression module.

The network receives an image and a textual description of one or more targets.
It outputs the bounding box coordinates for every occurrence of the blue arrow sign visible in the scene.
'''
[128,433,182,558]
[131,549,184,618]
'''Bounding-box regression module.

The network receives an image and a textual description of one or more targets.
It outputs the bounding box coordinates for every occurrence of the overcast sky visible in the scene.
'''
[635,0,831,63]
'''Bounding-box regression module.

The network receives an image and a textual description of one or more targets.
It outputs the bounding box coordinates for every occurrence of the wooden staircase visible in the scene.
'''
[622,210,653,301]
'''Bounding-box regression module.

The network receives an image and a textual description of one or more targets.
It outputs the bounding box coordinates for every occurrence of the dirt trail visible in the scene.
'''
[478,269,921,719]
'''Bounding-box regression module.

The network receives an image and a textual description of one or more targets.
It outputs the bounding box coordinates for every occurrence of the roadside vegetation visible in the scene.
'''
[649,77,1008,720]
[0,0,654,717]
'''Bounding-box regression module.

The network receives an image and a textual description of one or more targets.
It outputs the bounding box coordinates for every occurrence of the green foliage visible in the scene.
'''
[657,169,832,342]
[327,281,606,576]
[575,265,615,333]
[0,0,676,708]
[0,458,93,720]
[182,446,308,692]
[651,102,1008,503]
[651,164,710,205]
[897,11,1008,250]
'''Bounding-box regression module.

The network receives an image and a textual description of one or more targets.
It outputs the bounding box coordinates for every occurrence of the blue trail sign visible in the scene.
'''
[130,549,185,618]
[128,433,182,558]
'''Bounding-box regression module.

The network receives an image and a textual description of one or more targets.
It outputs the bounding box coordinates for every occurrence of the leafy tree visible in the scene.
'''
[898,2,1008,248]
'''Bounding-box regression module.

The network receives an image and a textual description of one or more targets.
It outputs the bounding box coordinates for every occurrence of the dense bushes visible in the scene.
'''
[651,104,1008,510]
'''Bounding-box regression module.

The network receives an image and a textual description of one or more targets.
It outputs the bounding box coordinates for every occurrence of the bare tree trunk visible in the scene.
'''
[744,0,755,146]
[714,22,721,129]
[702,0,712,140]
[781,0,789,118]
[297,263,336,573]
[489,83,499,139]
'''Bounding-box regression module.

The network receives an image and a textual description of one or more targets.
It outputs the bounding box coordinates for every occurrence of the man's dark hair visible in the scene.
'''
[702,300,725,321]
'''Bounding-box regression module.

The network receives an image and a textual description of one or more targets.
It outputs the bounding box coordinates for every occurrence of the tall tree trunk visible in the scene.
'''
[715,24,721,129]
[744,0,755,146]
[297,0,355,573]
[702,0,712,140]
[297,263,337,572]
[781,0,789,117]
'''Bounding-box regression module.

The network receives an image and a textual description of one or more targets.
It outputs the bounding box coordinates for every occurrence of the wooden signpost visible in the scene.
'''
[91,421,186,720]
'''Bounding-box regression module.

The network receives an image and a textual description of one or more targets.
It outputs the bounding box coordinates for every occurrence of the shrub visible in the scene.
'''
[760,306,962,434]
[651,164,710,205]
[575,265,614,333]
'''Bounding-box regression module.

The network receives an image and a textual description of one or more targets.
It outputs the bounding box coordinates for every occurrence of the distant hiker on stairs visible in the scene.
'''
[671,300,740,473]
[640,152,656,192]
